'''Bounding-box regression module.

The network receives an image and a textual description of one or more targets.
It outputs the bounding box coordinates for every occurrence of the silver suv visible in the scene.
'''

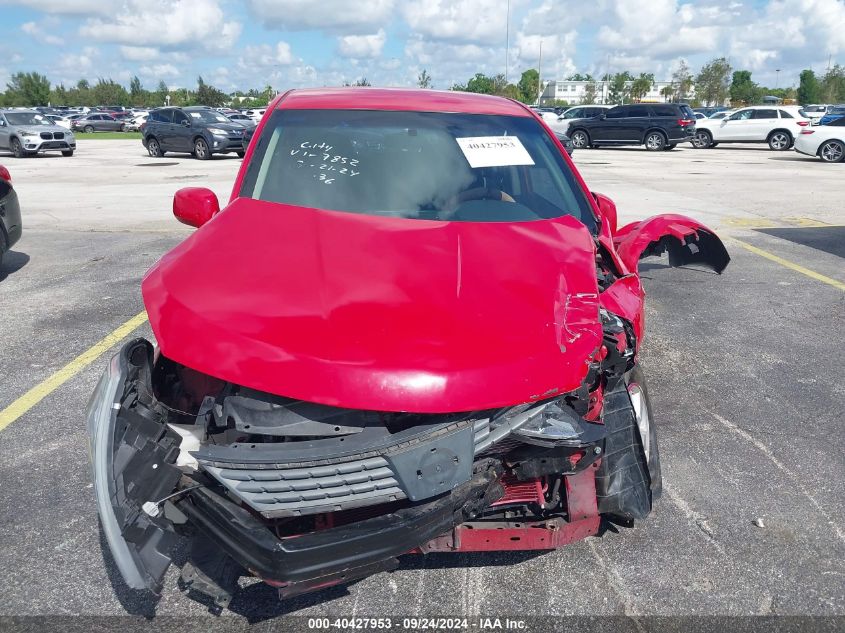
[0,110,77,158]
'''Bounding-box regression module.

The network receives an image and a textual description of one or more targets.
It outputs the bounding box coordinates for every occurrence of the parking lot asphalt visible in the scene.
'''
[0,140,843,622]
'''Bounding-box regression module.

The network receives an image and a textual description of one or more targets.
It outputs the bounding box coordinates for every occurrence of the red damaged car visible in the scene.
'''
[87,88,729,607]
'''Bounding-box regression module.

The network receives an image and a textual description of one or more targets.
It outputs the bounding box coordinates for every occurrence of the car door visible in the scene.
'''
[717,108,753,140]
[593,106,630,142]
[0,114,10,149]
[170,110,193,152]
[750,108,778,141]
[155,109,176,149]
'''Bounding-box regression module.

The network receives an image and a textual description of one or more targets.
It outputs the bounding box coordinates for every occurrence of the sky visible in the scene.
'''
[0,0,843,94]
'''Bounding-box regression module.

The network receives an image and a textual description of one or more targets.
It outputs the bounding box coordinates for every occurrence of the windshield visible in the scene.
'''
[188,110,231,124]
[241,109,595,228]
[5,112,52,126]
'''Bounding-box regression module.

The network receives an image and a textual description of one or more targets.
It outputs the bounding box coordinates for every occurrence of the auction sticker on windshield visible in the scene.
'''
[455,136,535,168]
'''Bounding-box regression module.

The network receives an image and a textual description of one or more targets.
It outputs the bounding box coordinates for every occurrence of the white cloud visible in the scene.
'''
[0,0,106,14]
[139,63,180,79]
[79,0,242,52]
[58,46,98,72]
[402,0,506,44]
[120,46,160,61]
[240,41,295,68]
[337,29,386,58]
[21,21,64,46]
[247,0,394,32]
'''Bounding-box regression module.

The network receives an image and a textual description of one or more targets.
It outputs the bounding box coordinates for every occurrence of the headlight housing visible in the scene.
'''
[207,127,228,136]
[19,130,38,137]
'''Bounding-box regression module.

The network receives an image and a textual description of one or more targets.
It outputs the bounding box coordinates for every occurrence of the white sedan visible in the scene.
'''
[794,117,845,163]
[692,105,810,151]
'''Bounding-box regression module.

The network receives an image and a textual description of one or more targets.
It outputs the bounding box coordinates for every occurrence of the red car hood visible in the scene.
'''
[142,199,602,412]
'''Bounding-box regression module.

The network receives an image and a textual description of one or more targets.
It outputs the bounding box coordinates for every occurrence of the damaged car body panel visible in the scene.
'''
[141,199,604,413]
[613,214,731,275]
[88,88,728,604]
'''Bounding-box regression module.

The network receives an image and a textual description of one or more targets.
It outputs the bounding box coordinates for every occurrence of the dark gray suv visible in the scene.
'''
[141,107,248,159]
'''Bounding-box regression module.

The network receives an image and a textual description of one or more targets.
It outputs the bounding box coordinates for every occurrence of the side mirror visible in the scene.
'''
[181,119,191,127]
[173,187,220,228]
[599,113,607,120]
[592,192,618,235]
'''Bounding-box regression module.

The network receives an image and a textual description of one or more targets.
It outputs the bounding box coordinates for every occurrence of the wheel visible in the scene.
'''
[710,142,719,147]
[767,130,792,151]
[84,125,95,134]
[691,130,712,149]
[663,144,677,151]
[146,137,164,158]
[194,138,211,160]
[818,139,845,163]
[120,124,126,132]
[10,137,27,158]
[625,366,662,498]
[236,150,245,159]
[62,149,74,157]
[0,230,6,270]
[645,131,667,151]
[570,130,591,149]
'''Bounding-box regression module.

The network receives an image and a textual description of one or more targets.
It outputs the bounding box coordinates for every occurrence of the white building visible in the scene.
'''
[540,80,696,106]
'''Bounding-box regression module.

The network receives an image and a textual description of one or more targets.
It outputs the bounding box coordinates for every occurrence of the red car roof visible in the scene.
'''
[276,87,533,117]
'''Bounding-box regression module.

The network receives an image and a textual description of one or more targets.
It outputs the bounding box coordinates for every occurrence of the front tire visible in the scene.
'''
[645,131,667,151]
[570,129,591,149]
[120,124,126,132]
[691,130,712,149]
[84,125,95,134]
[625,366,662,498]
[819,139,845,163]
[10,137,27,158]
[194,138,211,160]
[768,130,792,151]
[62,149,74,157]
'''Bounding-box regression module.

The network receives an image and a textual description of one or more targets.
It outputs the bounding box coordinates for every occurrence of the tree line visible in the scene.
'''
[2,58,844,109]
[0,73,274,109]
[449,58,845,107]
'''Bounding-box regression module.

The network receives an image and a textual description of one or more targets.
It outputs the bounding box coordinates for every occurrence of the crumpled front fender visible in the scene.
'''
[613,214,730,275]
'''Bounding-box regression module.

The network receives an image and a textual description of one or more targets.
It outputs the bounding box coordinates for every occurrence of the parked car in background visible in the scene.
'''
[125,114,149,132]
[549,105,612,137]
[88,87,729,604]
[818,106,845,126]
[692,106,810,150]
[566,103,696,151]
[71,113,126,133]
[794,117,845,163]
[0,109,76,157]
[246,108,267,123]
[708,110,734,120]
[45,114,73,128]
[142,106,248,159]
[226,113,254,125]
[694,112,707,120]
[0,164,22,268]
[802,104,832,123]
[694,107,729,117]
[529,106,561,124]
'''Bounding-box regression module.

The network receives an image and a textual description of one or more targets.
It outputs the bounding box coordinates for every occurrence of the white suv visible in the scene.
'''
[692,105,810,150]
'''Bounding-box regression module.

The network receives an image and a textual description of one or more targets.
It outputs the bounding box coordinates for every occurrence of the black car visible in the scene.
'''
[566,103,697,151]
[142,107,249,160]
[0,165,22,269]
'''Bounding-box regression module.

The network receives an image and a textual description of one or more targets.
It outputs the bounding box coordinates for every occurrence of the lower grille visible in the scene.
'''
[204,457,405,517]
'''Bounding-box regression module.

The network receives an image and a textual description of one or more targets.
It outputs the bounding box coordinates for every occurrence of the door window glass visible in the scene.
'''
[752,109,777,119]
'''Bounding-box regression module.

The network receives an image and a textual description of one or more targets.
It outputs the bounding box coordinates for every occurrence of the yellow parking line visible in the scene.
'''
[728,238,845,292]
[0,311,149,432]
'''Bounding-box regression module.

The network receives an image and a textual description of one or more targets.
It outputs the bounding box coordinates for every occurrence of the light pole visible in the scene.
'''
[504,0,510,84]
[536,39,543,105]
[775,68,781,90]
